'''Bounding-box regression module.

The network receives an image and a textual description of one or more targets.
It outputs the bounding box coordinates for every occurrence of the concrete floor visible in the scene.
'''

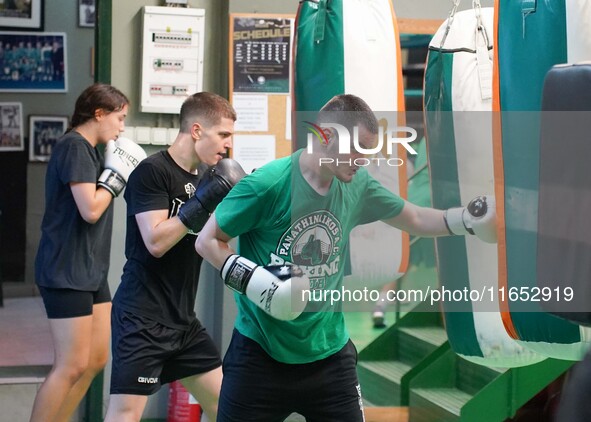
[0,297,405,422]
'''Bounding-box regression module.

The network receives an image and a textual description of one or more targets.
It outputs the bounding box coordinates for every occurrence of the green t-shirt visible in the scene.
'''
[216,149,405,363]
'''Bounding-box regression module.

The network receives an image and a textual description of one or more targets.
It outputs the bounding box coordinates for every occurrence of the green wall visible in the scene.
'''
[11,0,96,292]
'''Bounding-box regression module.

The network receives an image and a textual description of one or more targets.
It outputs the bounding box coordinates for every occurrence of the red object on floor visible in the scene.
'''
[167,380,202,422]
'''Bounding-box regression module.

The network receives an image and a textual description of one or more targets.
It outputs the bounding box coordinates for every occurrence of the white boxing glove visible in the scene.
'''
[221,255,310,321]
[443,195,497,243]
[98,137,147,197]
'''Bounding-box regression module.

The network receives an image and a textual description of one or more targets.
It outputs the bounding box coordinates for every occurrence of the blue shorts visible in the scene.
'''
[218,330,365,422]
[38,281,111,319]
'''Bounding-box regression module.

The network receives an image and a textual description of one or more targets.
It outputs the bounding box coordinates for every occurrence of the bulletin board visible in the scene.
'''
[228,13,295,172]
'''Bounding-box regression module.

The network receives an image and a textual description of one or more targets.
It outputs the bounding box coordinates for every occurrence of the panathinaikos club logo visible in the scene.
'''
[270,210,343,290]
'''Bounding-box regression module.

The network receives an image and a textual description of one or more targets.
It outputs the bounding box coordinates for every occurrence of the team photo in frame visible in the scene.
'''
[28,115,68,162]
[0,31,67,92]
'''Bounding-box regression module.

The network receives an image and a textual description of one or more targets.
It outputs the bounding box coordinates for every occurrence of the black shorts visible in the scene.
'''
[556,348,591,422]
[218,330,365,422]
[110,306,222,395]
[38,281,111,319]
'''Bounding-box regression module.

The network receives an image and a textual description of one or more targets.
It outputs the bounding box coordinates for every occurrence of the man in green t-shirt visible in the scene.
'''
[196,94,496,421]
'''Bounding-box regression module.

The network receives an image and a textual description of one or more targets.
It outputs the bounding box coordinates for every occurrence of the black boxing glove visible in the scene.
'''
[177,158,246,232]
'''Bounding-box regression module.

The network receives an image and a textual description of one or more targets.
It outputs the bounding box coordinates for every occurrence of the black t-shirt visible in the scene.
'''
[35,131,113,290]
[113,151,204,328]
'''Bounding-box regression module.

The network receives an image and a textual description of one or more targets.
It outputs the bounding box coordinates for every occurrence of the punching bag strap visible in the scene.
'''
[314,0,328,43]
[439,0,461,49]
[521,0,537,37]
[473,0,493,100]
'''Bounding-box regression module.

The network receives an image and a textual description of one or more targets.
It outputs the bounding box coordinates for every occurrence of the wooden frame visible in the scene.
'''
[397,18,444,35]
[28,115,68,162]
[0,0,43,31]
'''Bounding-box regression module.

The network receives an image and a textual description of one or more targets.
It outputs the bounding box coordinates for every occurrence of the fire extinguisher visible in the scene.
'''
[167,380,202,422]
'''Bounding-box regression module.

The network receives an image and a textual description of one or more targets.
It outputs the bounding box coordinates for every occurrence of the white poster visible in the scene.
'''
[233,94,269,132]
[232,134,275,173]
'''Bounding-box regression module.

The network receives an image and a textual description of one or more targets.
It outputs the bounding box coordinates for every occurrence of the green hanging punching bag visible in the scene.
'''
[293,0,409,293]
[493,0,591,360]
[424,6,543,367]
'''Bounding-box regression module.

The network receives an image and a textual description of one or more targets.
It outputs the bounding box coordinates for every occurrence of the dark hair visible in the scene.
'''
[318,94,379,134]
[179,92,237,133]
[70,83,129,128]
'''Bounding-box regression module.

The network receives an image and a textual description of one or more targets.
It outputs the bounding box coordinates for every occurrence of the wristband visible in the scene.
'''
[221,255,257,294]
[97,169,126,197]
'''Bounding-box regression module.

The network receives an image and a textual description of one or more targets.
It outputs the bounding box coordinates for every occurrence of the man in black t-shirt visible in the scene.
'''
[105,92,244,422]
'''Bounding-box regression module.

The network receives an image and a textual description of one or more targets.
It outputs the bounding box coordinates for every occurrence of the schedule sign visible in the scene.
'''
[232,16,293,94]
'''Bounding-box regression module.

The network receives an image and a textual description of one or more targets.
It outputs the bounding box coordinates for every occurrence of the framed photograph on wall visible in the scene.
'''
[0,0,44,31]
[0,102,24,151]
[0,31,67,92]
[78,0,96,28]
[29,115,68,162]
